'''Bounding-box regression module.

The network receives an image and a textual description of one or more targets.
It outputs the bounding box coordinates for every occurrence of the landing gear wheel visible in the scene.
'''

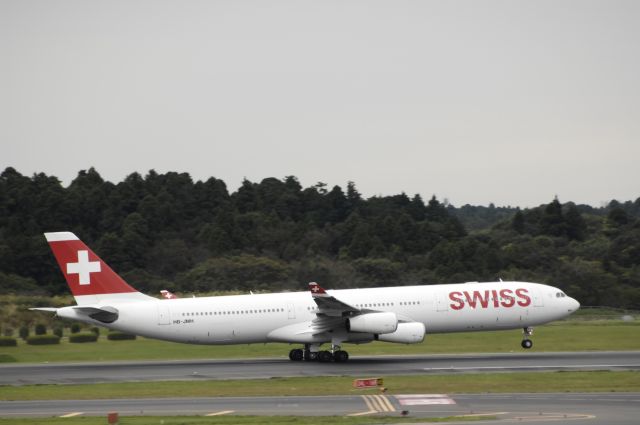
[318,350,333,362]
[521,326,533,349]
[334,350,349,362]
[304,351,318,361]
[289,348,304,361]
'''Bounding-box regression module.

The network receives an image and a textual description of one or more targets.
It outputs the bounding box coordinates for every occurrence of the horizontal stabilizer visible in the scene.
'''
[29,307,58,313]
[73,305,119,323]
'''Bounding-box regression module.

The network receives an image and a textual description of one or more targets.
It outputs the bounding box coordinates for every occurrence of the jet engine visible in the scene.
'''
[376,322,425,343]
[346,312,398,334]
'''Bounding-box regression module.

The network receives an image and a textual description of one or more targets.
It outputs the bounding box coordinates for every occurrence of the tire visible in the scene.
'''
[289,348,304,361]
[318,350,333,362]
[334,350,349,362]
[521,339,533,349]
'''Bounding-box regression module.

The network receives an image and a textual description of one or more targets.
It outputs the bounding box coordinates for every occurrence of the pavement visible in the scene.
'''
[1,393,639,424]
[1,350,639,385]
[2,351,638,423]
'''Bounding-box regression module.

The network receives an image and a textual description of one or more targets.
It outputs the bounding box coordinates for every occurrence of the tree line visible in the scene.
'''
[1,167,639,309]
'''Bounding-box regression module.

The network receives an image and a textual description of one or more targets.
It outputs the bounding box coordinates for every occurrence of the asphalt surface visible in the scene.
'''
[1,351,639,385]
[1,393,639,424]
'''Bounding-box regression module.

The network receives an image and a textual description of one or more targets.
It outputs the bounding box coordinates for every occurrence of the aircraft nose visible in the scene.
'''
[568,297,580,312]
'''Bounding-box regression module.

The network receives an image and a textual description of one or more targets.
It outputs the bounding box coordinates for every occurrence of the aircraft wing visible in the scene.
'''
[307,282,416,336]
[308,282,360,334]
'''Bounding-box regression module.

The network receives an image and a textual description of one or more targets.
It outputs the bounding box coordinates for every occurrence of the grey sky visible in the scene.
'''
[2,0,639,207]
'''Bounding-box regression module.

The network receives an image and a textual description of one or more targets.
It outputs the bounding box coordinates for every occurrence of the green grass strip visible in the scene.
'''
[1,371,638,401]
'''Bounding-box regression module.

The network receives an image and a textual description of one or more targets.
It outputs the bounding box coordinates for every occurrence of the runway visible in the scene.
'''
[1,351,639,385]
[1,393,639,424]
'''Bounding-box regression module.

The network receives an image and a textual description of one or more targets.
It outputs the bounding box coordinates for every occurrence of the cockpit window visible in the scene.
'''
[556,292,566,298]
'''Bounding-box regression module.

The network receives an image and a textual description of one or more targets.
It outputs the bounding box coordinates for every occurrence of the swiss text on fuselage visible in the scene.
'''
[448,288,531,310]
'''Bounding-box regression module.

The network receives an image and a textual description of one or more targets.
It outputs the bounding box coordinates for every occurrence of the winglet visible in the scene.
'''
[308,281,359,316]
[309,282,328,297]
[160,290,177,299]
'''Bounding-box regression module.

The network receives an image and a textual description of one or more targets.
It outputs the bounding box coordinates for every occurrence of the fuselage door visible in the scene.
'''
[157,302,171,325]
[532,288,545,307]
[435,291,449,312]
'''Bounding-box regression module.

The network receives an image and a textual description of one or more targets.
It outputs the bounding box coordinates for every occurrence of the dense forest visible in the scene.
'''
[1,167,639,309]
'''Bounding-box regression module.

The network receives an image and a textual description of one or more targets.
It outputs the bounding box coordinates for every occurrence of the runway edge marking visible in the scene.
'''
[59,412,83,418]
[205,410,235,416]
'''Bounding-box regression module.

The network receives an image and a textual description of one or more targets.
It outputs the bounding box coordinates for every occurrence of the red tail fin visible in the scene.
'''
[45,232,148,302]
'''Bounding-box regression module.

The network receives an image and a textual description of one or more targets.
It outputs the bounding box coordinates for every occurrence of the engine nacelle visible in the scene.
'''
[346,312,398,334]
[376,322,425,344]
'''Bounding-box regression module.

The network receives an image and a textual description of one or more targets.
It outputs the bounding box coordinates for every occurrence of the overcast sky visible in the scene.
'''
[1,0,638,207]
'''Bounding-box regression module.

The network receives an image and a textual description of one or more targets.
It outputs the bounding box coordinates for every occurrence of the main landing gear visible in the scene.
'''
[289,344,349,362]
[521,326,533,349]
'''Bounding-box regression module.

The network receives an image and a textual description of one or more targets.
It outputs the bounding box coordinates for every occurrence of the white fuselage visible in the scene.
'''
[56,281,579,346]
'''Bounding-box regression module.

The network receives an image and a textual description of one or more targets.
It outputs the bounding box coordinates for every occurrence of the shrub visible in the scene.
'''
[107,331,136,341]
[70,323,81,334]
[35,323,47,335]
[2,328,14,337]
[69,332,98,343]
[19,326,29,340]
[26,335,61,345]
[90,327,100,336]
[0,337,17,347]
[53,327,64,338]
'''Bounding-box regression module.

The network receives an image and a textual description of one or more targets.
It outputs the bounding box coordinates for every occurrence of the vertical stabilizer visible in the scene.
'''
[45,232,152,305]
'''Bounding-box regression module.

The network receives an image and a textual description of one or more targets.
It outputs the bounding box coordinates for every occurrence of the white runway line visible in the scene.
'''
[423,364,640,371]
[205,410,235,416]
[396,394,456,405]
[59,412,83,418]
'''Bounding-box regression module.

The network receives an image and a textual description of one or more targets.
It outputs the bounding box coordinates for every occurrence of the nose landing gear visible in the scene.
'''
[521,326,533,349]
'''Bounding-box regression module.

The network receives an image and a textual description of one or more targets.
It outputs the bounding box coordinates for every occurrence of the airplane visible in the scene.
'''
[31,231,580,362]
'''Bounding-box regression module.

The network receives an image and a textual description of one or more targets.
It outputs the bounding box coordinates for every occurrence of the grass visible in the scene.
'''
[1,321,639,364]
[0,415,490,425]
[1,371,638,401]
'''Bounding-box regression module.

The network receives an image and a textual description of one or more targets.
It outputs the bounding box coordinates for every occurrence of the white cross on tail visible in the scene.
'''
[67,250,101,285]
